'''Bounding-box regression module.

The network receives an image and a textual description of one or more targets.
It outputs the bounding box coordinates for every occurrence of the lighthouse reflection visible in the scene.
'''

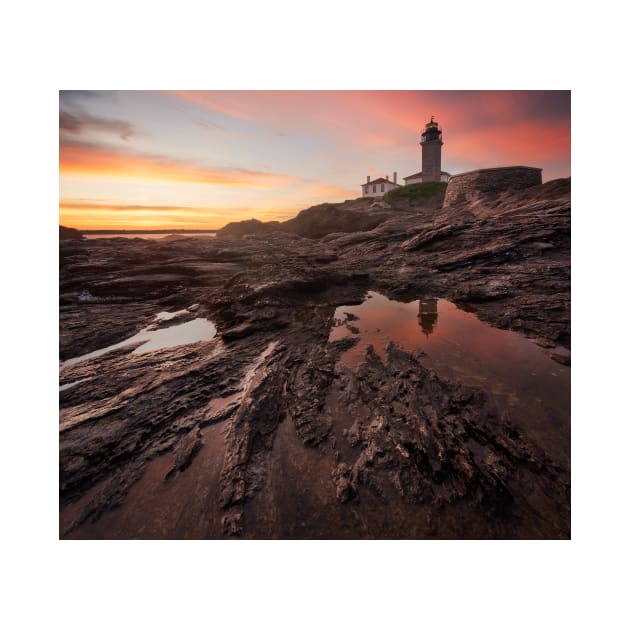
[418,298,438,336]
[327,291,570,467]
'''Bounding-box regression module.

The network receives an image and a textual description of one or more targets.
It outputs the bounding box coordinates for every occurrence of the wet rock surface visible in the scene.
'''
[59,178,570,539]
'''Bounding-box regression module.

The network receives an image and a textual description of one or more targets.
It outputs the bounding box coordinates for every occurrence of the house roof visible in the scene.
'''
[403,171,423,180]
[363,177,400,186]
[403,170,451,180]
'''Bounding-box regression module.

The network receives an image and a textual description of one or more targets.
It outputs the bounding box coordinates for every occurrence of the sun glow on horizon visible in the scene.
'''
[58,202,305,230]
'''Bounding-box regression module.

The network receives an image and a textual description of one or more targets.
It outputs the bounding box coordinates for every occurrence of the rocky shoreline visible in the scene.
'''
[59,178,570,539]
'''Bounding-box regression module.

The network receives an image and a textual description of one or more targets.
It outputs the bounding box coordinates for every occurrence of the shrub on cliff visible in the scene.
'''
[282,204,389,239]
[384,181,447,203]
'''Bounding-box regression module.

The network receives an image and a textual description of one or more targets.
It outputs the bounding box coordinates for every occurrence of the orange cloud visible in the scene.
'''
[59,202,220,213]
[59,142,298,189]
[447,120,571,167]
[166,91,421,143]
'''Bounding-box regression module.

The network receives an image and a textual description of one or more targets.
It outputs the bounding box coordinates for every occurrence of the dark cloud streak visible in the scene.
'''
[417,90,570,127]
[59,110,135,140]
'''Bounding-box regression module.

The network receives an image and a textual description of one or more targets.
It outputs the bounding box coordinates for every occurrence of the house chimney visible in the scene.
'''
[386,175,389,181]
[393,171,397,184]
[367,175,370,184]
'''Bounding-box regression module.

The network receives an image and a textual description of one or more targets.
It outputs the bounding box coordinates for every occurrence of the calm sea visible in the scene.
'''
[83,233,217,240]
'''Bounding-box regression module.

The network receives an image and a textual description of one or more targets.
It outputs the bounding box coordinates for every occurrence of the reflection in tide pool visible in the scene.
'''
[62,317,217,368]
[329,291,570,465]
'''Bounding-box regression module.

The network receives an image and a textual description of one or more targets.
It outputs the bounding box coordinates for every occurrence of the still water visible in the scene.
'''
[62,316,217,368]
[329,291,570,465]
[83,232,216,240]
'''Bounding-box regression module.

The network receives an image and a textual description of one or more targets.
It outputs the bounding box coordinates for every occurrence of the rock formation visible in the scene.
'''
[59,177,571,539]
[60,225,84,240]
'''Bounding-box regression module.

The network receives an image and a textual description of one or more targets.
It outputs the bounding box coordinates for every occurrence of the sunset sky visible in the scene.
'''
[59,91,570,230]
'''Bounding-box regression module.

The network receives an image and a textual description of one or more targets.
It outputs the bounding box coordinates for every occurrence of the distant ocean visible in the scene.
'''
[83,232,217,240]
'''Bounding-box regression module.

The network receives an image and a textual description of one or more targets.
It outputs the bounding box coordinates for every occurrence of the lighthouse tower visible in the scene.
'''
[421,116,443,182]
[402,116,450,186]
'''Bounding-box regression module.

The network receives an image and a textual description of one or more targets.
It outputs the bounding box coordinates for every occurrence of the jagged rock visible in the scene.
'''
[60,225,83,240]
[217,218,282,238]
[331,463,357,503]
[165,427,204,479]
[550,351,571,366]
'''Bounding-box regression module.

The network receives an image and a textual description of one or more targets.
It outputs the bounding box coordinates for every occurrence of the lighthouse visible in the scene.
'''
[403,116,451,185]
[421,116,443,182]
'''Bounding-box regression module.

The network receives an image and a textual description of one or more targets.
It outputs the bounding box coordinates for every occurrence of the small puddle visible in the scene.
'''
[329,291,570,465]
[59,377,92,392]
[62,317,217,368]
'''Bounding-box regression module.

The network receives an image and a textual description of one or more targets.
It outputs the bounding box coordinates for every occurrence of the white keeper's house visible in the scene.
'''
[361,172,401,198]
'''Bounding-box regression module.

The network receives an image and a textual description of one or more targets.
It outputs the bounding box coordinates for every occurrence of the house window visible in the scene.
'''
[372,185,376,193]
[381,183,384,192]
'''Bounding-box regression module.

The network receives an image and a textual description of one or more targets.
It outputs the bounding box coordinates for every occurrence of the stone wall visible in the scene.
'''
[443,166,542,207]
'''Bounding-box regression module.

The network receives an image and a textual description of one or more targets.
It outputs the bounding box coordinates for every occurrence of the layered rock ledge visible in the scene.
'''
[443,166,542,207]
